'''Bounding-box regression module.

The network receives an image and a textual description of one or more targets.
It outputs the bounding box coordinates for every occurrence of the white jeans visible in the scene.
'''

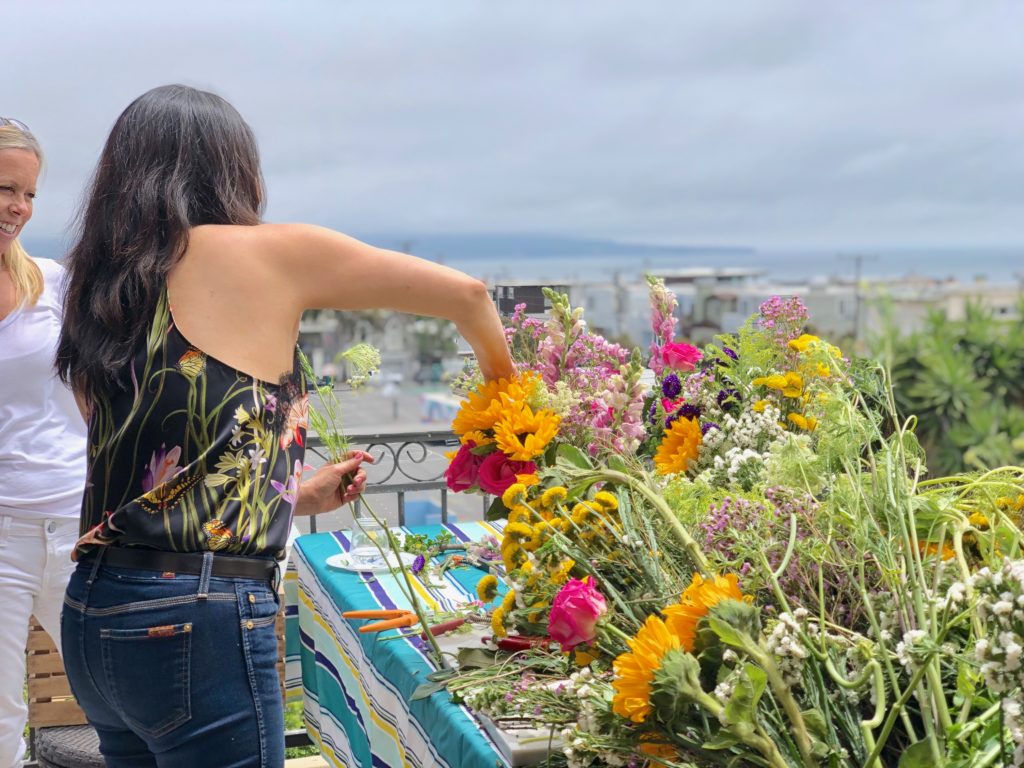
[0,515,78,768]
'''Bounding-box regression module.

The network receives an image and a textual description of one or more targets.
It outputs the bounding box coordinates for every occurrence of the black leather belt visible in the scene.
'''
[89,547,277,580]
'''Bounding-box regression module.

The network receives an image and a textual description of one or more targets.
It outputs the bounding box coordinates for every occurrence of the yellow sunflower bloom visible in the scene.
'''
[494,404,561,461]
[653,417,702,475]
[476,574,499,603]
[662,573,751,652]
[459,429,495,447]
[451,372,540,436]
[611,614,681,723]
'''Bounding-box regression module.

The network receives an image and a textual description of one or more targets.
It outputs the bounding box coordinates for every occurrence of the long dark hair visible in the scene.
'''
[56,84,266,400]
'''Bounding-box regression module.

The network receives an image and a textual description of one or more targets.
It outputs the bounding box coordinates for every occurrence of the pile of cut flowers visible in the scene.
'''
[437,280,1024,768]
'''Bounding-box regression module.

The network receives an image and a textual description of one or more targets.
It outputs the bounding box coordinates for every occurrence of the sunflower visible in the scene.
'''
[459,429,495,447]
[611,614,681,723]
[662,573,750,652]
[452,373,539,435]
[494,403,561,461]
[653,417,702,475]
[476,574,499,603]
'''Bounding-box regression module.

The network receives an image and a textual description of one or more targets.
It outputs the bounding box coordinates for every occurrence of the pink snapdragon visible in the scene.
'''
[646,276,679,376]
[547,577,608,650]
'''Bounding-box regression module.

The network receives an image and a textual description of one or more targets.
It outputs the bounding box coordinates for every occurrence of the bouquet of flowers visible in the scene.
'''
[438,279,1024,768]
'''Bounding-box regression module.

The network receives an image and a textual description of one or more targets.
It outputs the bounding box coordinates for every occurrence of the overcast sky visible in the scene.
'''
[10,1,1024,250]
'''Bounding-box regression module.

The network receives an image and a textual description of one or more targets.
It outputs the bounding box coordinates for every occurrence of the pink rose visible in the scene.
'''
[547,577,608,650]
[445,442,486,492]
[661,342,703,372]
[477,451,537,496]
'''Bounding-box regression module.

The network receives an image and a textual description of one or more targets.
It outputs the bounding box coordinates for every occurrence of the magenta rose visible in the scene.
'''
[445,442,485,492]
[547,577,608,650]
[476,451,537,496]
[661,342,703,372]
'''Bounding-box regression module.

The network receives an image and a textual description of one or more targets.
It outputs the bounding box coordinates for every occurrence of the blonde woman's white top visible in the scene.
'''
[0,257,87,519]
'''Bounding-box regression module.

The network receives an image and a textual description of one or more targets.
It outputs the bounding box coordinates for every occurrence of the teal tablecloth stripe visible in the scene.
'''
[291,526,509,768]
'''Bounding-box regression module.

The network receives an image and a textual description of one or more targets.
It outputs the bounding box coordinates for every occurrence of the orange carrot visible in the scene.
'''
[343,609,410,620]
[359,614,420,633]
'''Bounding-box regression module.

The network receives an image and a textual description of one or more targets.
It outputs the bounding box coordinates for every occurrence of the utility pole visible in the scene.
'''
[838,254,877,349]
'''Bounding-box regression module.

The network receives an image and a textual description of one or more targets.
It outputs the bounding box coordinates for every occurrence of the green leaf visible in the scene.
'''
[723,664,766,730]
[410,680,450,701]
[800,708,829,741]
[606,455,631,474]
[484,496,508,521]
[425,669,457,682]
[456,647,498,670]
[899,740,945,768]
[705,615,745,649]
[702,731,740,750]
[556,444,594,469]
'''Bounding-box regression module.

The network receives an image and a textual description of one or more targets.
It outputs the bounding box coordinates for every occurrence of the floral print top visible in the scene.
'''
[75,290,307,560]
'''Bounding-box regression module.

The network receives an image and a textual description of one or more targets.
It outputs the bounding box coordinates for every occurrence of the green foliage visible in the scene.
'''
[874,298,1024,476]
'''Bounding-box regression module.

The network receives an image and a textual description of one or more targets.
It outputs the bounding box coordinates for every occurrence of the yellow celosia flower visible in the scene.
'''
[494,404,561,461]
[787,412,818,431]
[476,574,499,603]
[501,483,528,508]
[611,614,680,723]
[593,491,619,512]
[490,606,507,638]
[653,417,702,475]
[541,486,568,506]
[662,573,751,652]
[788,333,820,353]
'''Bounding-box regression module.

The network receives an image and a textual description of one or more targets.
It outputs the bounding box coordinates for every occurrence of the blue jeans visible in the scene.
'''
[61,552,284,768]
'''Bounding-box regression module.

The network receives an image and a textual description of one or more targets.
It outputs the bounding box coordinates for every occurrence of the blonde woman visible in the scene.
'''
[0,118,87,767]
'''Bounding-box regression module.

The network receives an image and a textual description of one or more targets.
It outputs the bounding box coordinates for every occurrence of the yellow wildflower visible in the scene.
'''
[787,412,818,431]
[788,333,820,353]
[968,512,990,529]
[541,486,569,507]
[476,574,499,603]
[490,606,507,638]
[654,417,702,475]
[501,483,528,508]
[752,399,770,412]
[504,521,534,542]
[593,491,619,512]
[516,473,541,487]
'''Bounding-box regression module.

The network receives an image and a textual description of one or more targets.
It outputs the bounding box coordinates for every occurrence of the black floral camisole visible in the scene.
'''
[75,290,308,560]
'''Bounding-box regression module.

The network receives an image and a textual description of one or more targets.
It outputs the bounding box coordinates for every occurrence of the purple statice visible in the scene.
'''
[661,373,682,399]
[700,421,720,436]
[758,295,809,347]
[646,276,679,376]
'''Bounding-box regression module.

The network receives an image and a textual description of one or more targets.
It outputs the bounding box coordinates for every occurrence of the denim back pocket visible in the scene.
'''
[100,622,192,738]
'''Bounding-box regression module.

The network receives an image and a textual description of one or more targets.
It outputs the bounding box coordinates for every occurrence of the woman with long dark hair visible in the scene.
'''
[57,85,513,767]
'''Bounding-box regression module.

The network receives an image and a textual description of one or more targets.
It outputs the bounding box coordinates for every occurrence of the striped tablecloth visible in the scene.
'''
[285,522,511,768]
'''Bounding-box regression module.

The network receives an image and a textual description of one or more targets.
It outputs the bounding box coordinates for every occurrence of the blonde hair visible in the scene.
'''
[0,124,44,307]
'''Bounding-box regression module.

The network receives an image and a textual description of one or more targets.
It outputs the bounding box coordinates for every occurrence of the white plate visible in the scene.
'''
[325,551,418,573]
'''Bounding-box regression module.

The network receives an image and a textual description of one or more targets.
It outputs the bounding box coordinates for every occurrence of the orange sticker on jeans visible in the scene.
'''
[147,625,177,638]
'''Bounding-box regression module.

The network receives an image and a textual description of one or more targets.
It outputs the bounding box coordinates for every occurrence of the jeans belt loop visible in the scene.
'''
[197,551,214,600]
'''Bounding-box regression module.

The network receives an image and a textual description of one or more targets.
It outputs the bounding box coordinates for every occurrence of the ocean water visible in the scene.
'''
[441,248,1024,285]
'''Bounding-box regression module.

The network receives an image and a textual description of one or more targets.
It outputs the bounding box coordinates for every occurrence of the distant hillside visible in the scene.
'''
[22,232,753,263]
[354,234,753,261]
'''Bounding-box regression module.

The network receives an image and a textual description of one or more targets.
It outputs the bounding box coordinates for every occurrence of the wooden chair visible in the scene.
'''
[25,609,289,768]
